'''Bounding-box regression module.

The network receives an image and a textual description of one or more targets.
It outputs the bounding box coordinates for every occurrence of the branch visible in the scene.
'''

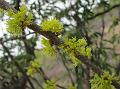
[88,3,120,20]
[0,40,35,89]
[0,0,61,45]
[0,0,17,12]
[58,50,75,86]
[74,51,120,89]
[74,51,103,75]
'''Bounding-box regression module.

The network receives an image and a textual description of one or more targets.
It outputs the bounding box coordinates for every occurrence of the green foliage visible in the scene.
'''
[27,60,40,76]
[7,5,33,36]
[41,18,63,32]
[110,17,119,29]
[7,9,15,17]
[43,80,56,89]
[68,85,76,89]
[90,71,116,89]
[60,37,92,66]
[0,8,4,14]
[42,38,56,56]
[0,8,3,12]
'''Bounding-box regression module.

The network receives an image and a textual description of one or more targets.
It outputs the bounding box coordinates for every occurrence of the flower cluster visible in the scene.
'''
[43,80,56,89]
[41,18,63,32]
[7,5,33,36]
[42,38,55,56]
[68,85,76,89]
[60,37,92,66]
[90,71,116,89]
[27,60,40,76]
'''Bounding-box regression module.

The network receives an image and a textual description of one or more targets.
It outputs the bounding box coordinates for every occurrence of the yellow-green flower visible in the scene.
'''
[41,18,63,32]
[27,60,40,76]
[68,85,76,89]
[69,53,81,67]
[7,5,33,36]
[60,37,92,66]
[27,67,36,76]
[31,60,40,68]
[90,71,116,89]
[77,38,87,46]
[43,80,56,89]
[42,38,55,56]
[86,47,92,59]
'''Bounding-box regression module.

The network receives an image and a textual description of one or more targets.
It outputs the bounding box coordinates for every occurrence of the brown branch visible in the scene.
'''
[85,66,91,89]
[56,48,75,86]
[74,51,120,89]
[0,40,35,89]
[31,77,44,89]
[0,0,17,12]
[0,0,61,46]
[88,3,120,20]
[74,51,103,75]
[60,55,75,86]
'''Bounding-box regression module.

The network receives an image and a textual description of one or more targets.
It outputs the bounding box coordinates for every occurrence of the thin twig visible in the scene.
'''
[0,41,35,89]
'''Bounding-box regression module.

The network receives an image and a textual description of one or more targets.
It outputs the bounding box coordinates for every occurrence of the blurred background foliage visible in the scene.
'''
[0,0,120,89]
